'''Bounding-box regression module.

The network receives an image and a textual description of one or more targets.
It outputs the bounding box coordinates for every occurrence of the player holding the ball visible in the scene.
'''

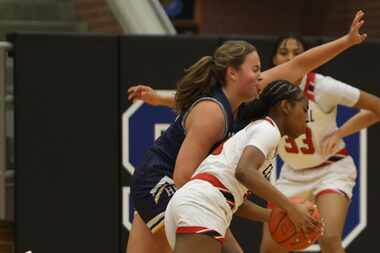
[164,80,323,253]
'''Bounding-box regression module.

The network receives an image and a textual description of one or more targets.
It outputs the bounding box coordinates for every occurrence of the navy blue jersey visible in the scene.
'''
[140,85,234,174]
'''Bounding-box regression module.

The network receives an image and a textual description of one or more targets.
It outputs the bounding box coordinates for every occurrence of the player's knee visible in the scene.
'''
[319,235,343,253]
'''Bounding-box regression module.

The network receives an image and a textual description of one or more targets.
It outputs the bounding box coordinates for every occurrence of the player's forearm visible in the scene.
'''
[156,93,176,109]
[235,200,271,222]
[235,168,293,214]
[287,36,354,83]
[335,110,379,139]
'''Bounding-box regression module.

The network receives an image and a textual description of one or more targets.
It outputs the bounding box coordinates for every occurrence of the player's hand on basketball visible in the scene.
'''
[303,201,325,236]
[286,203,322,240]
[347,10,367,45]
[320,131,340,156]
[128,85,161,105]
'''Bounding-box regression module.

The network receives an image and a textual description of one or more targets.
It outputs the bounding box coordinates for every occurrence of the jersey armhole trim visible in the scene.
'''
[181,97,228,138]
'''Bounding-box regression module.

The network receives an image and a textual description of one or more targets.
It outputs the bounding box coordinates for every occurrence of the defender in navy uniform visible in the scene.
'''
[129,41,259,253]
[132,85,234,230]
[126,15,367,253]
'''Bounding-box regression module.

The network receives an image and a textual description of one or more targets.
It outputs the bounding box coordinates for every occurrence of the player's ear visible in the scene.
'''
[280,100,290,115]
[226,65,238,81]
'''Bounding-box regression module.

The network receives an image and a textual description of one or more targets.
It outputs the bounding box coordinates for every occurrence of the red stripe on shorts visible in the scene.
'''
[316,189,349,199]
[176,226,225,243]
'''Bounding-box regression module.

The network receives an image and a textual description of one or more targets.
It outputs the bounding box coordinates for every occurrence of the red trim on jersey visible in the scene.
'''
[304,72,316,101]
[192,173,227,190]
[316,189,349,200]
[211,142,224,155]
[301,148,349,170]
[336,148,349,156]
[191,173,235,209]
[310,161,331,169]
[264,116,275,126]
[176,226,225,243]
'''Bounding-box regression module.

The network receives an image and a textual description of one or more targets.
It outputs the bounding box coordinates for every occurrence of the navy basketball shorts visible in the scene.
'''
[131,150,177,233]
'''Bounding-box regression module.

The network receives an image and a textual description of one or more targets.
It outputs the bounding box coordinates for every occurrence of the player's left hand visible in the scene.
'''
[128,84,161,105]
[320,131,341,156]
[347,10,367,45]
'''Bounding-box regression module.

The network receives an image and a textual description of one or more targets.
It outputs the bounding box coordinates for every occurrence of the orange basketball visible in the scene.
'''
[268,197,322,251]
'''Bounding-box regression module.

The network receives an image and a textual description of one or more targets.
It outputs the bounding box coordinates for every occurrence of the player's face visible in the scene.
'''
[235,51,262,101]
[285,94,308,138]
[273,38,305,66]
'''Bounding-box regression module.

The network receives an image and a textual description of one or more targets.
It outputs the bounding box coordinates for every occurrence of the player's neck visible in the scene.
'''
[222,87,243,113]
[267,112,285,136]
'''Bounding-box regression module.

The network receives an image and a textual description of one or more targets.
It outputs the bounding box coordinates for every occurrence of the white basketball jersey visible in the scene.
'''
[278,73,360,170]
[194,117,281,210]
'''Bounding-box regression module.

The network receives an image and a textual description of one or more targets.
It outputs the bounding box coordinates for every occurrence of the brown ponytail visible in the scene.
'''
[175,40,256,113]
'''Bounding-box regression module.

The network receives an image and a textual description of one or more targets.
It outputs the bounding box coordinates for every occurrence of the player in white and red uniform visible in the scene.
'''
[164,80,322,253]
[260,35,380,253]
[277,72,359,198]
[165,117,279,249]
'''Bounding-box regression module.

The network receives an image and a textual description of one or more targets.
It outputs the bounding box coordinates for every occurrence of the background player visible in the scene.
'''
[257,33,380,253]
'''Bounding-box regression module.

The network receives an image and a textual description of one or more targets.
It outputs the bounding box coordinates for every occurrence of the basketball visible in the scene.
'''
[268,197,322,250]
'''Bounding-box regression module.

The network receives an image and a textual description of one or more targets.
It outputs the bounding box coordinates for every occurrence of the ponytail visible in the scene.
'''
[175,56,215,113]
[238,99,270,126]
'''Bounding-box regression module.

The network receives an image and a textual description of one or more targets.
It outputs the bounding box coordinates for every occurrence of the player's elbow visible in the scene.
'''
[363,106,380,123]
[235,166,249,185]
[361,92,380,121]
[372,106,380,122]
[173,172,190,188]
[236,165,262,189]
[369,111,380,122]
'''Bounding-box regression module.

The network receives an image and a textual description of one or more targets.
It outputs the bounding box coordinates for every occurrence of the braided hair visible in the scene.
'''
[238,80,303,126]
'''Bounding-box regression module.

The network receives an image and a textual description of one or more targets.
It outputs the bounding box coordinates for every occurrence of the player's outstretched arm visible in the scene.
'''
[128,84,176,108]
[261,10,367,88]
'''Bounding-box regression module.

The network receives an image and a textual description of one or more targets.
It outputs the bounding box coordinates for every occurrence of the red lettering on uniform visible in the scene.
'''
[285,137,299,153]
[300,127,315,154]
[284,127,315,154]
